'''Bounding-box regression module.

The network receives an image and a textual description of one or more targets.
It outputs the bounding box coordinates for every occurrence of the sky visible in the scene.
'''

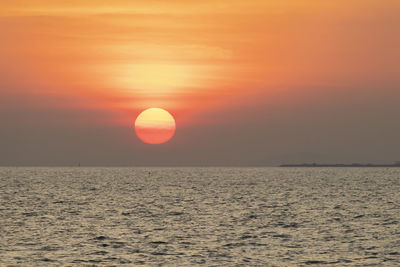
[0,0,399,166]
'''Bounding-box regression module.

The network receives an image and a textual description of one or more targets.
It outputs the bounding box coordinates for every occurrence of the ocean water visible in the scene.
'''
[0,167,399,266]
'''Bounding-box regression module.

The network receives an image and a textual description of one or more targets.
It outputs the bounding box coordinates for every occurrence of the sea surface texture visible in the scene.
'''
[1,167,399,266]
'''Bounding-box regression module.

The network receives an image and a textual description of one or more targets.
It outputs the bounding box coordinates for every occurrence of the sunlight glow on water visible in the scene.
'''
[1,167,399,265]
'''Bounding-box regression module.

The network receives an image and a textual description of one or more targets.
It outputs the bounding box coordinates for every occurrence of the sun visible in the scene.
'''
[134,108,176,144]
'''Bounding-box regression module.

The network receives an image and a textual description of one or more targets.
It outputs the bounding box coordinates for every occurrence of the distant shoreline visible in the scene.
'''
[280,163,400,167]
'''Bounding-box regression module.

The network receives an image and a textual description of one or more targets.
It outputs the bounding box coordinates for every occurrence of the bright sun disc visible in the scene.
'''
[134,108,176,144]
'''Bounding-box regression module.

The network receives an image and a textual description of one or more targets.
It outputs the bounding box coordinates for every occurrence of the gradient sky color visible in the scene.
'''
[0,0,399,166]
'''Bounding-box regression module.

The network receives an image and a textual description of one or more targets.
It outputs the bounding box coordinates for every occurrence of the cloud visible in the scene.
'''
[0,0,399,165]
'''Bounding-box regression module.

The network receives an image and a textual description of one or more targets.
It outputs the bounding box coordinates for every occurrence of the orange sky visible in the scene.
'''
[2,0,399,125]
[1,0,399,165]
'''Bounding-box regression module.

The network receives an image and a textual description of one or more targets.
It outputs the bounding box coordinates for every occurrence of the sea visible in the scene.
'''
[0,167,399,266]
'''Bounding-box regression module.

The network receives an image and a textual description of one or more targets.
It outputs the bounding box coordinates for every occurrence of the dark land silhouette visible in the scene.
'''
[280,162,400,167]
